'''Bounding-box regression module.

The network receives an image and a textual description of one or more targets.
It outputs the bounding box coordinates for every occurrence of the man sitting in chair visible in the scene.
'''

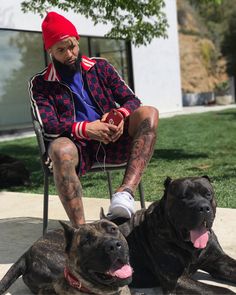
[29,12,159,227]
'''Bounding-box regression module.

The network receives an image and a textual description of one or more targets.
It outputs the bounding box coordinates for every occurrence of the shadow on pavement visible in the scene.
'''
[0,217,60,264]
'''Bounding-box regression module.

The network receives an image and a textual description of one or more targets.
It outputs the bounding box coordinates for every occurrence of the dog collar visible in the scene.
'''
[64,267,96,294]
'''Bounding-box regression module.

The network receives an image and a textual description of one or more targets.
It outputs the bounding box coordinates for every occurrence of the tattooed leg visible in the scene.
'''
[117,106,159,193]
[48,137,85,227]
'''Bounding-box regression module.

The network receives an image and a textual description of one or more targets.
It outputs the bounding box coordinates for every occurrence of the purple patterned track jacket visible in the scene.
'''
[29,55,141,144]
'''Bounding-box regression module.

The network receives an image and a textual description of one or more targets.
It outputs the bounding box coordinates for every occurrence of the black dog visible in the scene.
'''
[0,154,30,188]
[0,220,132,295]
[105,176,236,294]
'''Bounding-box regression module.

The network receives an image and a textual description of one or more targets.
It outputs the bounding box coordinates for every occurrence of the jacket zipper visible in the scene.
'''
[81,65,105,116]
[47,63,105,120]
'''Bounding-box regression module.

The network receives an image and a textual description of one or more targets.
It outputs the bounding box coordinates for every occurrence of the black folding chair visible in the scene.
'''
[32,120,145,234]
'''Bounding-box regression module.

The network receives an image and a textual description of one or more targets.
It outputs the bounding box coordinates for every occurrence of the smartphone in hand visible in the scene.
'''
[105,109,123,126]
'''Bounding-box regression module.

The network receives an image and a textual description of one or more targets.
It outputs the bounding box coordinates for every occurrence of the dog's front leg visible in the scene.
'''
[38,286,57,295]
[202,253,236,284]
[120,285,132,295]
[197,233,236,284]
[172,274,235,295]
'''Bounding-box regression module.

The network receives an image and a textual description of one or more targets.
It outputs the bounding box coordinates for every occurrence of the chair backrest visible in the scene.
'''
[32,119,51,175]
[33,120,46,155]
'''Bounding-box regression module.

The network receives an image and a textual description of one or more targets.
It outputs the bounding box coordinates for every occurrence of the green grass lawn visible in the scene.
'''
[1,108,236,208]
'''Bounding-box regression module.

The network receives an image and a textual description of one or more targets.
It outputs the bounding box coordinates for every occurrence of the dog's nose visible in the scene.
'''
[105,239,122,253]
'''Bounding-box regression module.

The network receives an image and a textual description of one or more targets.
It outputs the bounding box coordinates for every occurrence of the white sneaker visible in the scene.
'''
[107,191,135,219]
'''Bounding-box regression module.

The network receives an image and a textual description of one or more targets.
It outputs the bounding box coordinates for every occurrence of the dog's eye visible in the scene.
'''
[178,194,186,199]
[80,234,96,246]
[205,192,212,200]
[107,225,118,234]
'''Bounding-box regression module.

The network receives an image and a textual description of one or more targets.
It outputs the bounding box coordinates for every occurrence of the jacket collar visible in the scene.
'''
[44,55,96,81]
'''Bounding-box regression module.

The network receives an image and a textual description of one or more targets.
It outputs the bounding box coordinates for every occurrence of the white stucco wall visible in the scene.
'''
[131,0,182,113]
[0,0,182,114]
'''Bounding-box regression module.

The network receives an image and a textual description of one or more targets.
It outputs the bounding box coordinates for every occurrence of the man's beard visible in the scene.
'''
[52,53,82,75]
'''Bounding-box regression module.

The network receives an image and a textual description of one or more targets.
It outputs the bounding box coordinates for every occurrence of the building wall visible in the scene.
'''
[0,0,182,122]
[132,0,182,113]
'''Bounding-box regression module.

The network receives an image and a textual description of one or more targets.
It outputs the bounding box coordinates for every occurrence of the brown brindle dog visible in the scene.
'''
[0,220,132,295]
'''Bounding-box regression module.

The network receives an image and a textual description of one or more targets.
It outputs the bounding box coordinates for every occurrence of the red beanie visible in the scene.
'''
[42,12,80,50]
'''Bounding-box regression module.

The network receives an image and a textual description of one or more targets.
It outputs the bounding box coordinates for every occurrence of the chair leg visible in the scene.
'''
[43,173,49,235]
[138,180,145,209]
[107,171,113,200]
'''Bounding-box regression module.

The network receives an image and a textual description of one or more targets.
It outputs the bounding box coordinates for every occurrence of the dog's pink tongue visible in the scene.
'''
[190,227,209,249]
[110,264,132,279]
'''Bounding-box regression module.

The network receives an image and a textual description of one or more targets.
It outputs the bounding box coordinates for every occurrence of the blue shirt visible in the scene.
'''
[60,70,100,122]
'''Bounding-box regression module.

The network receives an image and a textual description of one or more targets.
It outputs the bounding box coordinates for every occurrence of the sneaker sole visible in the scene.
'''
[107,205,132,219]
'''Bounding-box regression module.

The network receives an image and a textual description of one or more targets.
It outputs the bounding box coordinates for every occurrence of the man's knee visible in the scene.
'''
[144,106,159,129]
[129,106,159,136]
[48,137,79,165]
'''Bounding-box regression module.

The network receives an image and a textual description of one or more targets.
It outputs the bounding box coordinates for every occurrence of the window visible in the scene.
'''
[80,37,132,88]
[0,30,45,131]
[0,30,133,132]
[89,38,131,86]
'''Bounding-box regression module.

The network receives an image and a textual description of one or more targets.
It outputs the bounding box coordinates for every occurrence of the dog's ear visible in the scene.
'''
[100,207,107,220]
[59,221,75,253]
[164,176,172,189]
[202,175,211,182]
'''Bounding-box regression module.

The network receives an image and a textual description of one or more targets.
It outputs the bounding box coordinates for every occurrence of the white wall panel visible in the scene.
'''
[131,0,182,113]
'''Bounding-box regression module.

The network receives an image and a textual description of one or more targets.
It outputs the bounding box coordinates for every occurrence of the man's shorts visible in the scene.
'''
[77,120,132,175]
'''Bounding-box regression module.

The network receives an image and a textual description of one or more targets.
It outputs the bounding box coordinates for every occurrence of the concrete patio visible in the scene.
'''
[0,191,235,294]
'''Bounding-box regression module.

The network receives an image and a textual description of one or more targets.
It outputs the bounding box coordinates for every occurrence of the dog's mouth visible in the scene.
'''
[189,220,210,249]
[181,220,212,249]
[91,259,132,285]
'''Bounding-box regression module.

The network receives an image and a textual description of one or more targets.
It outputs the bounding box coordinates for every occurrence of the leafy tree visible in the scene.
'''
[21,0,221,46]
[21,0,168,46]
[222,10,236,76]
[187,0,235,48]
[187,0,236,77]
